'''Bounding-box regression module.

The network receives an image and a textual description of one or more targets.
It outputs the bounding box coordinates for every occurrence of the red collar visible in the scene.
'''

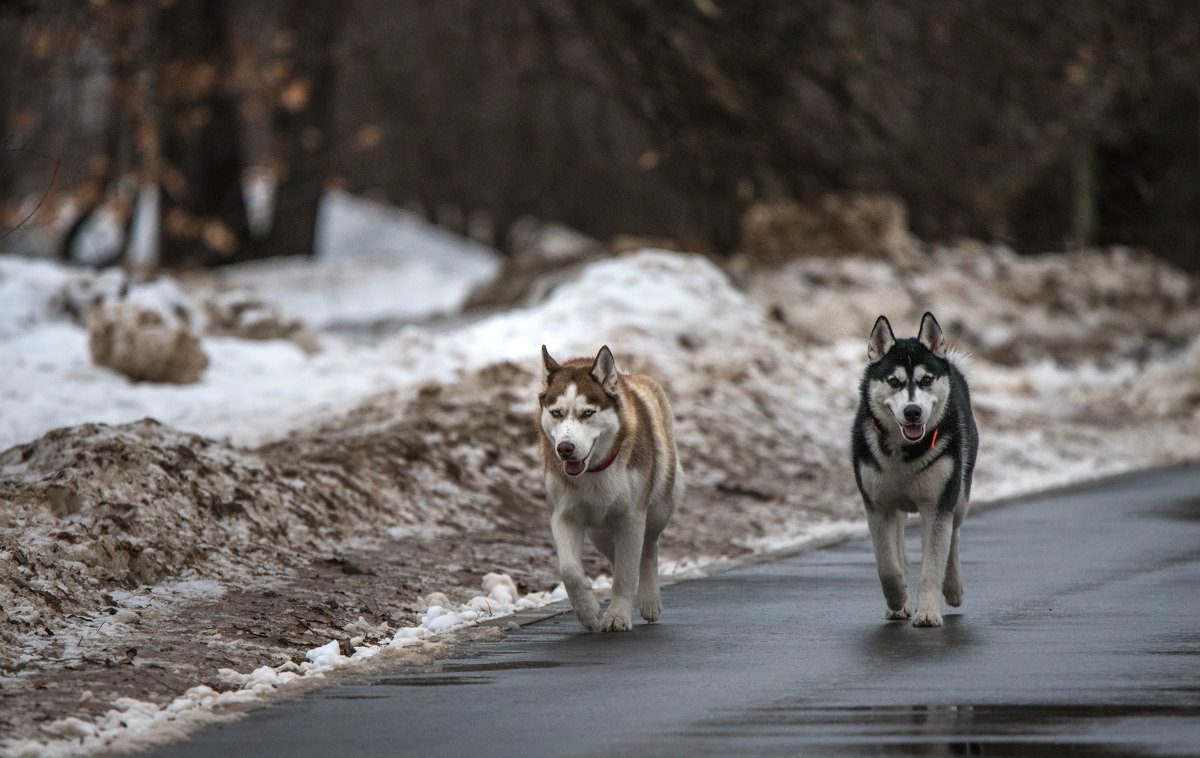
[587,442,621,473]
[872,419,939,450]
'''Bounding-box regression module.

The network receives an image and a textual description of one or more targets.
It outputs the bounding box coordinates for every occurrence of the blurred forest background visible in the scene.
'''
[1,0,1198,271]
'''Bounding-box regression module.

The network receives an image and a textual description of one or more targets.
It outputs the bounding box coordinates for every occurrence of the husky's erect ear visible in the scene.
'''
[917,312,947,358]
[867,316,895,362]
[541,345,561,379]
[591,345,619,395]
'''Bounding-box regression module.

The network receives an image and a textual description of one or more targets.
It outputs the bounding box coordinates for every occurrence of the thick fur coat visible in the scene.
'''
[537,345,683,632]
[851,312,979,627]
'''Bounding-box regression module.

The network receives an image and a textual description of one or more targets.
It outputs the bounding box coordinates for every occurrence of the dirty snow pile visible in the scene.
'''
[6,572,586,758]
[1,193,1200,755]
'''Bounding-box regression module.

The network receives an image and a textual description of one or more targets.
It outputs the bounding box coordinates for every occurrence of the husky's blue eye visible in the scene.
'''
[580,409,596,419]
[549,409,563,418]
[887,377,903,389]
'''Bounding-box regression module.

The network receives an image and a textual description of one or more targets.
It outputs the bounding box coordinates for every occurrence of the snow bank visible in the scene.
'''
[196,190,500,329]
[0,190,500,449]
[2,245,1197,557]
[448,250,761,362]
[0,250,753,450]
[0,256,76,340]
[3,242,1198,545]
[3,572,573,758]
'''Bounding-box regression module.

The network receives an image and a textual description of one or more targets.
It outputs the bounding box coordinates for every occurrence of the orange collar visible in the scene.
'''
[872,419,938,450]
[587,442,621,473]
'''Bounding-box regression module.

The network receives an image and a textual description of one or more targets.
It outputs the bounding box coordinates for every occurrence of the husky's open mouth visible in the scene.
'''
[902,422,926,441]
[564,459,586,477]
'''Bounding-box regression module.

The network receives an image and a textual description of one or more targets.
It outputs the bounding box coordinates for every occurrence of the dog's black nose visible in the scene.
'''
[903,404,923,423]
[557,441,575,459]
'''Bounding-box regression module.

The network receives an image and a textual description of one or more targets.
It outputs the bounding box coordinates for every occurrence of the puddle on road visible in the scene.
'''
[369,675,494,687]
[438,659,566,673]
[368,658,567,687]
[685,702,1200,756]
[1148,495,1200,523]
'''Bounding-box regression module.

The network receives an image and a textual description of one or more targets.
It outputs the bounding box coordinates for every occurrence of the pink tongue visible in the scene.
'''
[903,423,925,441]
[564,460,586,477]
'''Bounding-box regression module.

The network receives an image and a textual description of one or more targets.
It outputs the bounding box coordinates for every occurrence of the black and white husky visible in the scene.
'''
[851,312,979,627]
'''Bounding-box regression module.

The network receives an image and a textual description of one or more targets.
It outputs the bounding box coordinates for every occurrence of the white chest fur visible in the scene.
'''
[859,444,953,513]
[545,467,650,525]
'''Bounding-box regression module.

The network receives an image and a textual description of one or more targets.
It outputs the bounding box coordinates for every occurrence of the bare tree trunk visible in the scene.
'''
[59,0,141,265]
[0,8,21,226]
[1070,141,1096,251]
[155,0,249,269]
[251,0,347,260]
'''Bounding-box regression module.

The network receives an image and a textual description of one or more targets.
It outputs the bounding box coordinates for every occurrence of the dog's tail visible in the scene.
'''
[945,346,974,384]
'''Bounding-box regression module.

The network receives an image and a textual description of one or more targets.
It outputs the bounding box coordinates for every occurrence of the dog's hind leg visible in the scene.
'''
[893,512,909,577]
[867,507,910,620]
[551,512,601,632]
[914,512,954,627]
[942,527,963,607]
[942,500,967,607]
[591,530,616,565]
[637,536,662,623]
[638,473,681,624]
[601,516,643,632]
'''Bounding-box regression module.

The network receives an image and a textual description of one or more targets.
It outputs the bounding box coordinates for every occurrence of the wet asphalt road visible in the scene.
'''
[152,464,1200,757]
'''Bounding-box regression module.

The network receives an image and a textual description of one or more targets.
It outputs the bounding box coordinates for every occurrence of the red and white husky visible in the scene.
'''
[537,345,684,632]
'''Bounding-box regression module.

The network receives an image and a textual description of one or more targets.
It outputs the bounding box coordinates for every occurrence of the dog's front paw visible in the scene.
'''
[885,607,911,621]
[913,609,943,627]
[601,607,633,632]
